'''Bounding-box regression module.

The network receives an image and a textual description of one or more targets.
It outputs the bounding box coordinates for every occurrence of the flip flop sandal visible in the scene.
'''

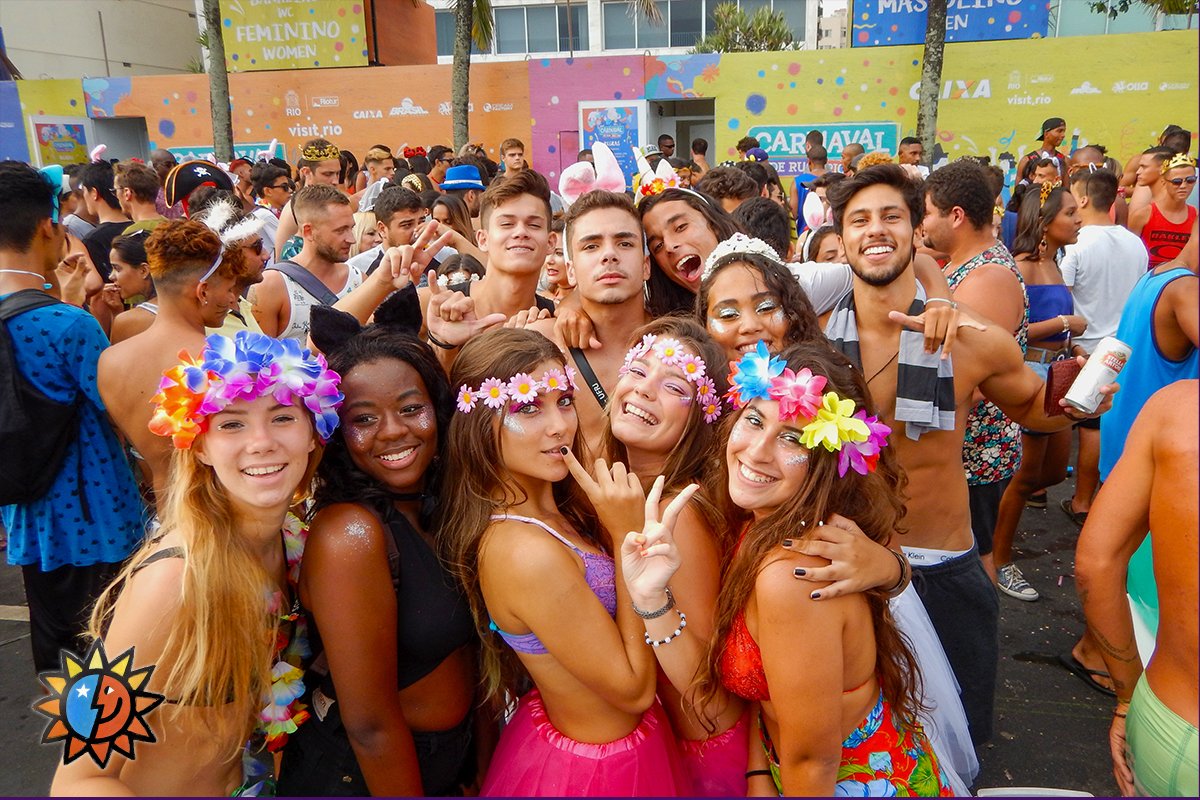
[1058,652,1116,697]
[1059,498,1088,527]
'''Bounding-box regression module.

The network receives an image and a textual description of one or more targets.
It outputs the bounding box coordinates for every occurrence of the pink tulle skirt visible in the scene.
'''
[480,689,688,797]
[678,709,752,797]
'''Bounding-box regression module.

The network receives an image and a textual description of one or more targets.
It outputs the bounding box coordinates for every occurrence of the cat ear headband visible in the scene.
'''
[558,141,627,206]
[309,284,424,357]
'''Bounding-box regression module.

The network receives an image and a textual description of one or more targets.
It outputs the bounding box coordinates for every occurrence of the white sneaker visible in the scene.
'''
[997,562,1039,601]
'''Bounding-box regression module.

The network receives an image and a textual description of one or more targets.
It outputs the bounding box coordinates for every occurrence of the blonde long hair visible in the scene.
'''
[89,433,322,755]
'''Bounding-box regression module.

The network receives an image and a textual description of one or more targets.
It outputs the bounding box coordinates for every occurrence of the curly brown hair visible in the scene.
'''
[145,218,245,291]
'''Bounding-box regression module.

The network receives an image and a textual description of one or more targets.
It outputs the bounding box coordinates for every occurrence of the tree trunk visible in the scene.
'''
[202,0,234,161]
[452,0,474,152]
[915,0,946,168]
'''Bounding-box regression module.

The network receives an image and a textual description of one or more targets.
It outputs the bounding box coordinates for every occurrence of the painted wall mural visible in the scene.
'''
[219,0,369,72]
[2,31,1194,192]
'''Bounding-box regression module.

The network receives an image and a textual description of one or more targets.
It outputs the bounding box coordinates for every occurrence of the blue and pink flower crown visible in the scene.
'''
[727,342,891,476]
[619,333,723,423]
[149,331,343,449]
[456,366,578,414]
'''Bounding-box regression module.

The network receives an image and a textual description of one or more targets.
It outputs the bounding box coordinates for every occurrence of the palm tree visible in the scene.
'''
[450,0,662,150]
[1090,0,1196,27]
[914,0,947,167]
[201,0,233,161]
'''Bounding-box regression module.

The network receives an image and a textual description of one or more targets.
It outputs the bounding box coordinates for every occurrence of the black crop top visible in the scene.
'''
[383,506,476,688]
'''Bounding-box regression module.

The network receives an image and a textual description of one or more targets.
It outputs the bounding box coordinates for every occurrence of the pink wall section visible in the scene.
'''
[527,55,645,182]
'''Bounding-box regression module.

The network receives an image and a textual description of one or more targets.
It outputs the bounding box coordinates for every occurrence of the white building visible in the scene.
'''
[430,0,821,62]
[0,0,200,79]
[816,6,846,49]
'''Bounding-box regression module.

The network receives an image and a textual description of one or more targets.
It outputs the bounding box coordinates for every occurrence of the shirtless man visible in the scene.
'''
[1126,145,1174,217]
[251,185,362,343]
[98,219,242,507]
[824,164,1114,746]
[272,138,342,258]
[528,191,651,452]
[1076,380,1199,797]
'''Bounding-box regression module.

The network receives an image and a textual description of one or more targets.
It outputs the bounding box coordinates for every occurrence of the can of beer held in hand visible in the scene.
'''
[1064,336,1132,415]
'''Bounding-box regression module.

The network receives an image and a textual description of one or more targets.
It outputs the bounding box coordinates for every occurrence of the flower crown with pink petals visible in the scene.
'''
[148,331,343,450]
[619,333,723,423]
[456,366,578,414]
[727,341,891,476]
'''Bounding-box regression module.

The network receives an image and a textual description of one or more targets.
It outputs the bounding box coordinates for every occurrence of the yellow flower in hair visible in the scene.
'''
[799,392,870,452]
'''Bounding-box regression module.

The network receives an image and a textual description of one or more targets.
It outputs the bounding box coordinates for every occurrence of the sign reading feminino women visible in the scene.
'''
[220,0,369,72]
[850,0,1049,47]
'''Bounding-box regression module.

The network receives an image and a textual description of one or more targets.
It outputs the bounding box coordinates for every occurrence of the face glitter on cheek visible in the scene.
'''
[409,406,436,433]
[708,316,732,335]
[501,413,528,436]
[785,452,809,467]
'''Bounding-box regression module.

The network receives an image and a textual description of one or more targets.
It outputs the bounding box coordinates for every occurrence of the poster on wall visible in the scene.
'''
[33,121,89,166]
[850,0,1049,47]
[220,0,369,72]
[748,122,900,178]
[579,101,648,188]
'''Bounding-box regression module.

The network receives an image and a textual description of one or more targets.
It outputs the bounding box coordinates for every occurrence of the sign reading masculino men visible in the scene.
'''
[220,0,369,72]
[850,0,1049,47]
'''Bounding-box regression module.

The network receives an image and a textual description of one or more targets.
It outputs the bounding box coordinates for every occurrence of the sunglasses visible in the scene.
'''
[1167,176,1198,186]
[270,181,295,191]
[245,239,266,254]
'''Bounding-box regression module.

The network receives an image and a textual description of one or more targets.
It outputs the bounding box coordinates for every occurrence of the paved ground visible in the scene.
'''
[0,479,1118,796]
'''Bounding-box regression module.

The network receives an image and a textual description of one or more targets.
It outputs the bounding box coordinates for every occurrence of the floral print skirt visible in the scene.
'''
[761,692,955,796]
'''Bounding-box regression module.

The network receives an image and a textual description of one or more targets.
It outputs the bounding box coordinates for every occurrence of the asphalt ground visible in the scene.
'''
[0,476,1119,796]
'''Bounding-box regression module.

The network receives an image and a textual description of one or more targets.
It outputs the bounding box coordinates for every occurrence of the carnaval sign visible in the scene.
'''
[850,0,1049,47]
[748,123,901,177]
[34,123,89,166]
[579,101,647,189]
[220,0,369,72]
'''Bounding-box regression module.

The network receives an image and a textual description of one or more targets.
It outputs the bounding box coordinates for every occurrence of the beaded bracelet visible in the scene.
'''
[644,610,687,647]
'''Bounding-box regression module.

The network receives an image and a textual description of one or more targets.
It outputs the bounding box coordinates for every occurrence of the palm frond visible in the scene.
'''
[625,0,664,25]
[472,0,495,51]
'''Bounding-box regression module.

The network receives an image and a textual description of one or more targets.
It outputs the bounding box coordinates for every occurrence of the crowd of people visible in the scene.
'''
[0,112,1195,797]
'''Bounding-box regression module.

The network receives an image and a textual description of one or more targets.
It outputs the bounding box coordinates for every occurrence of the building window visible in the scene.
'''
[435,10,455,56]
[607,0,803,50]
[558,3,589,51]
[495,7,527,54]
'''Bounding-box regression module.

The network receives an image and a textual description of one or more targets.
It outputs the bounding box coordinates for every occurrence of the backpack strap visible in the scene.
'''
[0,289,63,322]
[264,261,340,306]
[568,347,608,408]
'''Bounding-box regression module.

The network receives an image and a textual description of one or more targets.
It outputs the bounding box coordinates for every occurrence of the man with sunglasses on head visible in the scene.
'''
[1130,153,1198,268]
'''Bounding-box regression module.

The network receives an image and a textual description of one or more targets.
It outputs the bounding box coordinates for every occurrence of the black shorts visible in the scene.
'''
[967,478,1009,557]
[1075,416,1101,431]
[278,684,474,796]
[22,561,123,674]
[911,545,999,746]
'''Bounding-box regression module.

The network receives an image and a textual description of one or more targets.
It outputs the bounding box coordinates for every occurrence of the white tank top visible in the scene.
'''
[278,265,364,343]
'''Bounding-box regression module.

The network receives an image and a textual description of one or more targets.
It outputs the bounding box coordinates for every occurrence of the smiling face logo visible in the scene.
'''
[33,641,164,766]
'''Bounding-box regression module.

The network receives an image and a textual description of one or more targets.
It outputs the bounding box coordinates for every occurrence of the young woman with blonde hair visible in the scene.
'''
[51,331,343,796]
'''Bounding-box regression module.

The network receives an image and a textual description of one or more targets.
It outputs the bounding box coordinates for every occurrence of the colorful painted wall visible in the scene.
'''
[3,30,1195,184]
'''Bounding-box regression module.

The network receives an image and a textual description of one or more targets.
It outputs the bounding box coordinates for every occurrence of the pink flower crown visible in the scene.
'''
[148,331,344,450]
[726,341,891,476]
[456,366,578,414]
[619,333,723,423]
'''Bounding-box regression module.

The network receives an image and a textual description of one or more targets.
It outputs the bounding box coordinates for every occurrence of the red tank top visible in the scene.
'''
[1141,203,1197,268]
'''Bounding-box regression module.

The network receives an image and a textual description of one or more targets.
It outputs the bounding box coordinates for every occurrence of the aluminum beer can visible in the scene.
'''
[1064,336,1132,414]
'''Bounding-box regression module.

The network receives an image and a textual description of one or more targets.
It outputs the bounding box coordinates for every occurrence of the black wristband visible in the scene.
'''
[745,769,773,779]
[426,330,457,350]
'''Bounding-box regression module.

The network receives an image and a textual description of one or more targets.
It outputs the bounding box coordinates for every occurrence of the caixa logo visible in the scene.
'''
[1111,81,1149,93]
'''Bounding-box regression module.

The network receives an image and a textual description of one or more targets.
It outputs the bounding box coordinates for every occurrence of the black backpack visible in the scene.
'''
[0,290,80,505]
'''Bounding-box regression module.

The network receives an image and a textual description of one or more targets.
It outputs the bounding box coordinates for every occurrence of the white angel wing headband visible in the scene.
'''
[558,141,628,206]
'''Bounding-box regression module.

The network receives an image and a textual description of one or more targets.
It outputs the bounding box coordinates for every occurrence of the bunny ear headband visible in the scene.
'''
[309,284,424,357]
[558,141,627,206]
[256,138,280,162]
[802,191,830,231]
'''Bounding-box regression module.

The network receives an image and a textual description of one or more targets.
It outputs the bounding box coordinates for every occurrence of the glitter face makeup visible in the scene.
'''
[339,358,438,494]
[495,360,578,487]
[704,264,790,363]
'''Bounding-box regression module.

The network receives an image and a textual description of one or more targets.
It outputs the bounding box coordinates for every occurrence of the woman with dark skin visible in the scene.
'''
[279,290,484,795]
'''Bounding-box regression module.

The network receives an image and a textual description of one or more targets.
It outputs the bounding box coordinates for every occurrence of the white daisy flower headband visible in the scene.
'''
[619,333,723,423]
[456,366,578,414]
